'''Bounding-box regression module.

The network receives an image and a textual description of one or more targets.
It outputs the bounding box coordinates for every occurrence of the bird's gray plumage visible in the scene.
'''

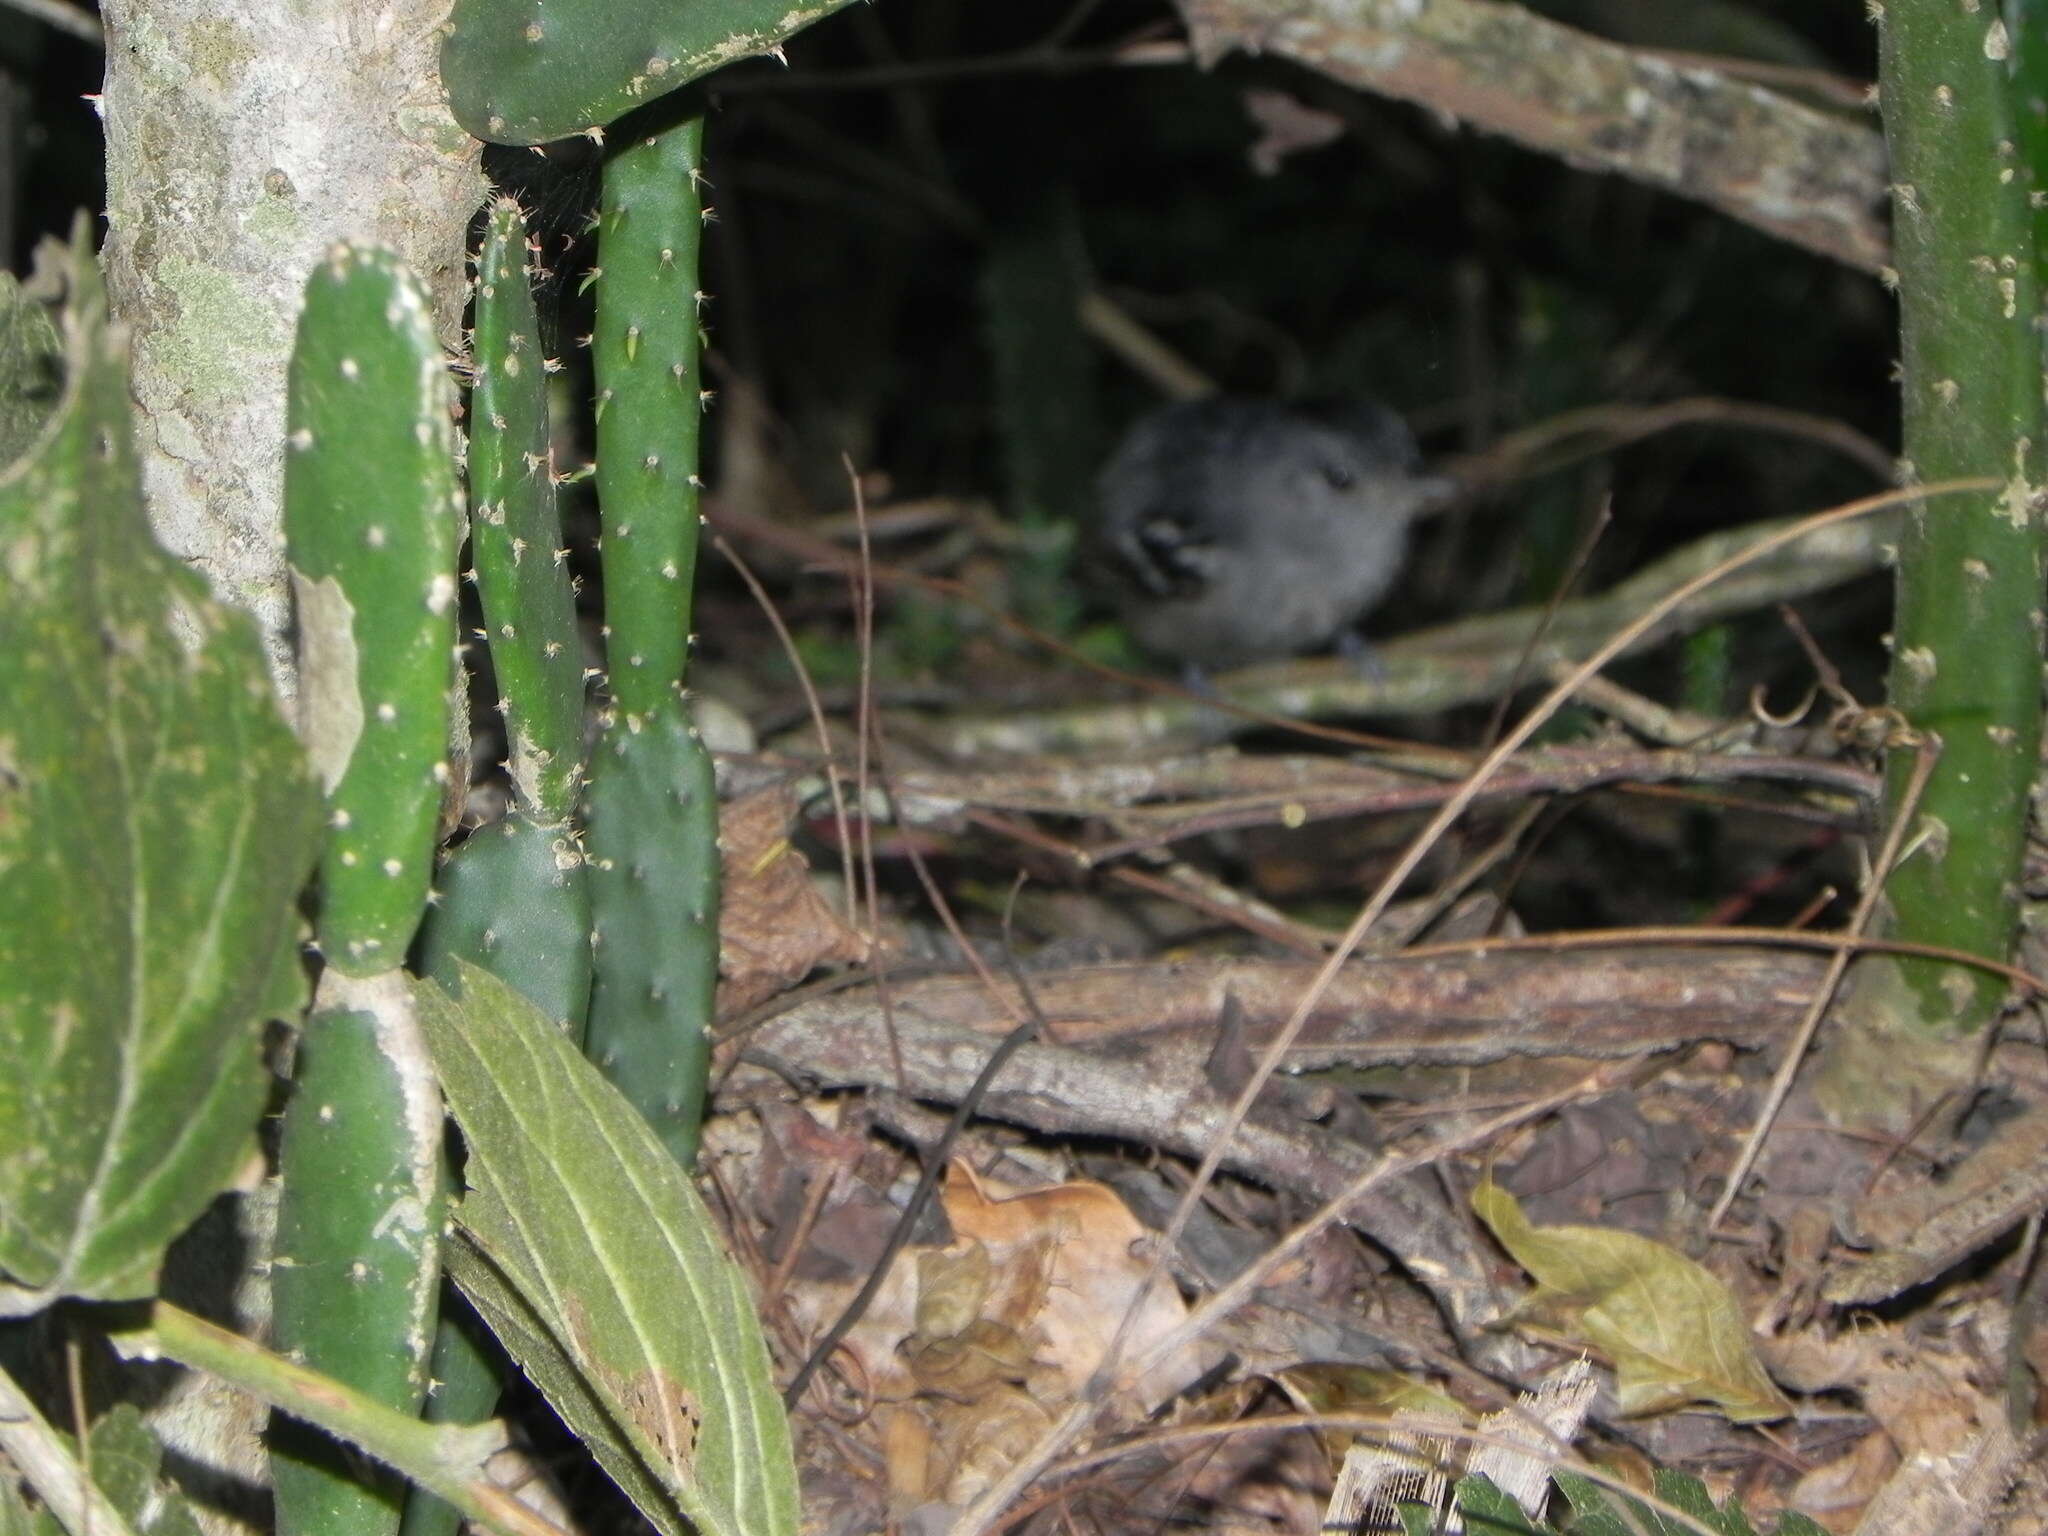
[1093,397,1448,669]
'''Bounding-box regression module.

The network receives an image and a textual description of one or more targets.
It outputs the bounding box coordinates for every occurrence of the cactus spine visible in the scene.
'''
[579,113,722,1169]
[272,245,458,1536]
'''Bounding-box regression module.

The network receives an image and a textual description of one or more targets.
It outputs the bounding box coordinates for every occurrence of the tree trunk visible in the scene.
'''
[98,0,480,686]
[93,4,480,1519]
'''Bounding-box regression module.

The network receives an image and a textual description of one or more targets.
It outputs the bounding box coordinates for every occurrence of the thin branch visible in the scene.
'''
[1707,735,1941,1230]
[712,532,858,924]
[711,36,1187,96]
[0,1365,140,1536]
[110,1305,561,1536]
[780,1014,1042,1409]
[1442,395,1897,487]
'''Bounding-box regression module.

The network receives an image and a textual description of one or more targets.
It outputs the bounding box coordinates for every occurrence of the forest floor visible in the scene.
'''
[506,479,2048,1536]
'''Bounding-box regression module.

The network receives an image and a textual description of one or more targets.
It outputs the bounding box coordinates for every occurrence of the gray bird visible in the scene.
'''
[1094,396,1451,671]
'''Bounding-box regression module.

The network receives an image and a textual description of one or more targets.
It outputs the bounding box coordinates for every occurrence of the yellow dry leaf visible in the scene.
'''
[1472,1179,1789,1422]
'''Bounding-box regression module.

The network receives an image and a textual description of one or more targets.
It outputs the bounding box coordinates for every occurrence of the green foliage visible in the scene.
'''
[0,1462,58,1536]
[1364,1469,1838,1536]
[283,245,464,976]
[1471,1181,1788,1421]
[1453,1475,1545,1536]
[442,0,859,145]
[418,964,800,1536]
[0,230,321,1314]
[0,1405,207,1536]
[75,1406,210,1536]
[1551,1468,1829,1536]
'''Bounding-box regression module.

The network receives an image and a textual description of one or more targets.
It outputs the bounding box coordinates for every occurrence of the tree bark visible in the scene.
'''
[93,5,481,1519]
[98,0,481,687]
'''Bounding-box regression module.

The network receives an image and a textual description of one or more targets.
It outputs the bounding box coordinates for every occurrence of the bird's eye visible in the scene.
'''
[1320,462,1356,491]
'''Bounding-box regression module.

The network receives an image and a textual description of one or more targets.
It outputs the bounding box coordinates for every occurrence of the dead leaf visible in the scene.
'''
[942,1161,1204,1411]
[784,1159,1210,1511]
[718,785,868,1013]
[1472,1179,1789,1422]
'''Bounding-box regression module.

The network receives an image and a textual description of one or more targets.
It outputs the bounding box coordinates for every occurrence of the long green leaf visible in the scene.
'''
[414,964,796,1536]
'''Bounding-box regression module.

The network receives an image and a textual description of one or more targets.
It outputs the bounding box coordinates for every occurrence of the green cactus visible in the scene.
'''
[588,119,707,722]
[270,974,447,1536]
[579,116,722,1169]
[395,1290,503,1536]
[581,710,720,1164]
[418,816,594,1031]
[417,199,593,1036]
[442,0,858,146]
[1867,0,2047,1031]
[464,199,588,826]
[272,245,459,1536]
[285,245,465,977]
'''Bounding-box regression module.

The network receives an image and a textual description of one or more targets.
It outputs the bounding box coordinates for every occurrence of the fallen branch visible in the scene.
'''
[931,509,1899,756]
[737,945,1826,1329]
[1175,0,1887,272]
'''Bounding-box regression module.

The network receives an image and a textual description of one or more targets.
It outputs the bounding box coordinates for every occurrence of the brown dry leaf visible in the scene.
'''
[907,1316,1039,1401]
[786,1159,1209,1511]
[923,1387,1061,1506]
[1760,1320,1999,1462]
[942,1161,1205,1411]
[1786,1430,1896,1532]
[717,785,867,1013]
[1858,1347,1999,1463]
[783,1157,1215,1516]
[881,1404,935,1508]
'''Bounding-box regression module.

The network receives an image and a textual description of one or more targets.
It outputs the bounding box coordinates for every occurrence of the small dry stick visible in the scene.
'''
[1706,733,1939,1231]
[712,531,858,924]
[1402,925,2048,1000]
